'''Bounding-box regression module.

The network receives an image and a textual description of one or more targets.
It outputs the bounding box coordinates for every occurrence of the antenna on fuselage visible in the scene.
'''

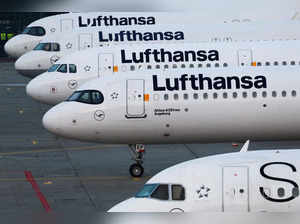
[240,140,250,152]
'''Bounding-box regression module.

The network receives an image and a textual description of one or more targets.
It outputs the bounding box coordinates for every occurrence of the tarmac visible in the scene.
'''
[1,61,300,214]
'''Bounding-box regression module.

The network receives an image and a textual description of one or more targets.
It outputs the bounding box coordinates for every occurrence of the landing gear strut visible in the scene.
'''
[128,144,145,177]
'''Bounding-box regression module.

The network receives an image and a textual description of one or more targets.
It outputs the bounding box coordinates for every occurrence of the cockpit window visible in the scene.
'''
[135,184,185,201]
[67,90,104,105]
[48,64,60,72]
[135,184,159,198]
[69,64,77,73]
[57,64,68,73]
[172,185,185,201]
[151,184,169,200]
[34,43,60,52]
[22,26,46,36]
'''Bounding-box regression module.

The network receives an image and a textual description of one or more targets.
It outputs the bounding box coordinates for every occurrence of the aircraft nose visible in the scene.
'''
[108,198,141,212]
[15,55,43,78]
[4,39,16,58]
[43,107,62,135]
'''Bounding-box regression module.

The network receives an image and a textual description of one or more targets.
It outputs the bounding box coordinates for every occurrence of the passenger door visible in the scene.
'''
[126,79,146,119]
[60,19,74,32]
[223,166,249,212]
[98,53,114,76]
[238,49,253,66]
[79,34,93,50]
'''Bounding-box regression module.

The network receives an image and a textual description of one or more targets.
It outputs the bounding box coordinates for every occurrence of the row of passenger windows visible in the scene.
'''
[128,62,229,71]
[242,61,300,67]
[135,184,185,201]
[126,60,300,72]
[156,90,297,101]
[34,42,60,52]
[48,64,77,73]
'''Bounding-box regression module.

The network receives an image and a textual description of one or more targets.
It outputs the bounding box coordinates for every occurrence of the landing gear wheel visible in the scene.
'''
[129,163,144,177]
[128,144,146,177]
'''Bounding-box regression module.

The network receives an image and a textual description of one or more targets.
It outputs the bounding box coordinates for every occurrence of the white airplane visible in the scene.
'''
[15,20,300,78]
[108,142,300,212]
[27,39,300,105]
[3,11,256,59]
[42,66,300,176]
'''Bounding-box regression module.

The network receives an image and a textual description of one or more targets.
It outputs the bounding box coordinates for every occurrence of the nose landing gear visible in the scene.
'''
[128,144,145,178]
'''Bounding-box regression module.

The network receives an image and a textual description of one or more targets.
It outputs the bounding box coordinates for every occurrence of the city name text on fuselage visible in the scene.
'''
[121,49,219,63]
[79,16,156,27]
[152,74,267,91]
[99,30,184,42]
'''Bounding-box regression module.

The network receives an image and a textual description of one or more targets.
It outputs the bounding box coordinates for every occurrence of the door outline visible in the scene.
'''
[98,53,114,77]
[237,49,253,67]
[60,19,74,32]
[79,33,93,50]
[125,79,147,119]
[222,166,250,212]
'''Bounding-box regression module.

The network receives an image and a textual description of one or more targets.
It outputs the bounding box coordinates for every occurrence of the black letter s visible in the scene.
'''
[260,162,298,202]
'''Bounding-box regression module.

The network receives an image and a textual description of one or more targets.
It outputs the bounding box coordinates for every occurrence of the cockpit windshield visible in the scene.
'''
[34,43,60,52]
[48,64,60,72]
[135,184,159,198]
[22,26,46,36]
[67,90,104,105]
[47,64,77,73]
[135,184,185,201]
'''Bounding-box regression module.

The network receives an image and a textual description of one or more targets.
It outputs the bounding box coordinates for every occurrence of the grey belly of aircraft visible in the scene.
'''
[2,61,300,215]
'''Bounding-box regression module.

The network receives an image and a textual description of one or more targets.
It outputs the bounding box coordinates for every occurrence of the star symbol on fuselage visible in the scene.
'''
[111,92,119,100]
[66,43,73,49]
[196,185,211,199]
[84,65,91,72]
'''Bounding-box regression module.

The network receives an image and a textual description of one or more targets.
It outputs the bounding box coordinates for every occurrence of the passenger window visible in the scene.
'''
[198,64,203,68]
[203,93,208,99]
[223,63,228,67]
[184,94,189,100]
[164,94,169,100]
[223,92,228,99]
[69,64,77,73]
[274,61,279,66]
[215,63,220,68]
[181,64,186,68]
[291,61,296,65]
[193,93,199,100]
[189,64,194,68]
[156,65,160,69]
[272,91,277,97]
[147,65,152,70]
[213,93,218,99]
[206,63,211,68]
[172,64,178,69]
[262,91,267,98]
[164,65,169,70]
[174,94,179,100]
[257,62,262,66]
[292,90,297,97]
[252,92,257,98]
[277,188,285,198]
[242,92,247,98]
[282,91,287,97]
[282,61,287,66]
[57,64,68,73]
[130,65,135,71]
[232,92,238,99]
[265,62,270,66]
[172,185,185,201]
[293,187,299,197]
[151,184,169,200]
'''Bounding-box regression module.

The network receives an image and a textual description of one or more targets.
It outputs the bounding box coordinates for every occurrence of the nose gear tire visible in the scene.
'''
[129,163,144,177]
